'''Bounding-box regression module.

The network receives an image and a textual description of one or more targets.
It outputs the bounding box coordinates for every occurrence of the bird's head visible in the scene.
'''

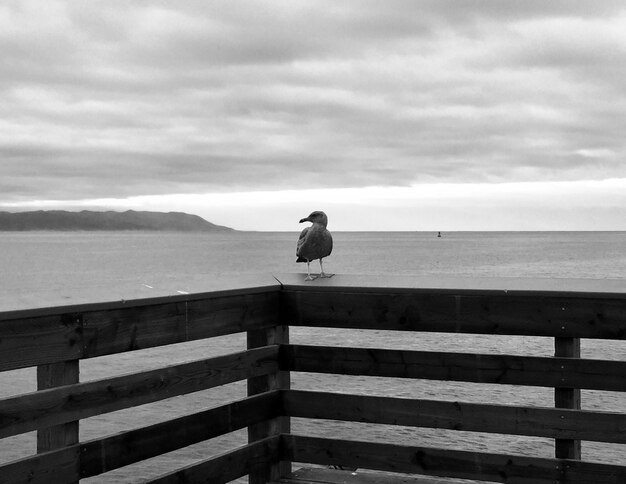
[299,211,328,227]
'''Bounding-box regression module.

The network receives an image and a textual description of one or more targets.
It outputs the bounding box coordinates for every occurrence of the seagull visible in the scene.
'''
[296,210,333,281]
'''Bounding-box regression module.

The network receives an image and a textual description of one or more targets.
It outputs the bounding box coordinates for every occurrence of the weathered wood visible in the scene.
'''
[36,360,79,484]
[0,447,81,484]
[282,344,626,392]
[0,402,279,484]
[282,435,626,484]
[0,345,279,439]
[80,392,281,478]
[274,273,626,298]
[248,326,291,483]
[0,274,281,318]
[36,359,80,455]
[283,390,626,443]
[1,277,626,484]
[0,291,280,370]
[147,436,281,484]
[186,291,281,340]
[555,337,582,459]
[281,290,626,339]
[83,291,279,358]
[0,312,83,371]
[272,467,463,484]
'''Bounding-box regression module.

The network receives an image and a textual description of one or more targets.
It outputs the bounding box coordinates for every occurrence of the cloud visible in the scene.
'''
[1,1,626,206]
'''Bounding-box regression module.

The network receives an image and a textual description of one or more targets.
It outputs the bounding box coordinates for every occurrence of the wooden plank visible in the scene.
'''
[555,337,582,459]
[282,344,626,392]
[0,273,281,319]
[0,447,80,484]
[283,390,626,443]
[36,360,79,455]
[248,326,291,483]
[82,291,279,358]
[274,273,626,299]
[82,300,186,357]
[80,392,281,478]
[282,435,626,484]
[186,291,281,341]
[273,467,464,484]
[0,345,279,439]
[0,395,279,483]
[146,436,281,484]
[0,290,279,369]
[281,290,626,339]
[0,312,83,371]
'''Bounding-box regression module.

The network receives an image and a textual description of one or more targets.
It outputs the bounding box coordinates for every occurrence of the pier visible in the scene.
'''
[1,274,626,483]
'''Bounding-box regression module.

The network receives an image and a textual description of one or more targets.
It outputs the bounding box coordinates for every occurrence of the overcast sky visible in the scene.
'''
[2,1,626,230]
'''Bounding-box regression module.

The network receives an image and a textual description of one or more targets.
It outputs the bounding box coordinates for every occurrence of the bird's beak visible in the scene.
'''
[299,217,309,223]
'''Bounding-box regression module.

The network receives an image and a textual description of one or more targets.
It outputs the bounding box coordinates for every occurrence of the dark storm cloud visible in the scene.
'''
[1,0,626,203]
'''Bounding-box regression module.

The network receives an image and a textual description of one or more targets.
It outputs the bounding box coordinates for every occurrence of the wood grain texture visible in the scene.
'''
[0,401,279,484]
[0,291,280,370]
[554,337,582,459]
[83,291,280,358]
[281,344,626,391]
[146,436,280,484]
[283,390,626,443]
[80,392,281,478]
[248,326,291,483]
[0,345,279,439]
[283,435,626,484]
[0,447,80,484]
[0,313,83,371]
[36,360,79,458]
[0,274,280,318]
[274,273,626,298]
[281,290,626,339]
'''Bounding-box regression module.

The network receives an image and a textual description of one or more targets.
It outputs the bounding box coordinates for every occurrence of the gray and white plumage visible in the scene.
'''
[296,210,333,281]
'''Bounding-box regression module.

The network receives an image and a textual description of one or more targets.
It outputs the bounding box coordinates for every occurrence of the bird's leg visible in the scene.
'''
[319,258,334,278]
[305,261,317,281]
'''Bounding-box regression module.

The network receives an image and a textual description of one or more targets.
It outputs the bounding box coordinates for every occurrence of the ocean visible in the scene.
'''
[1,231,625,482]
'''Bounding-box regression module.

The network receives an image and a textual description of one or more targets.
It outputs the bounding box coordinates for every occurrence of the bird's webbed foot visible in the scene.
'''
[319,273,334,278]
[304,274,318,281]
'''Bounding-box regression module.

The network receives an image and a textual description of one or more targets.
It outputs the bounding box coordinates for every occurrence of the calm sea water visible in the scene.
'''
[1,231,626,294]
[1,231,625,482]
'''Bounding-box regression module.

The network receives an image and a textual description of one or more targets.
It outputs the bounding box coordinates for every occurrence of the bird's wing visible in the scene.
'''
[324,231,333,256]
[296,226,310,257]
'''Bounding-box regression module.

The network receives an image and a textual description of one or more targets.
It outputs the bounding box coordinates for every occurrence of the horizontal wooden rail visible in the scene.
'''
[0,392,281,484]
[148,436,281,484]
[0,312,83,372]
[281,290,626,339]
[0,345,279,439]
[80,391,281,478]
[282,434,626,484]
[1,275,625,484]
[0,447,80,484]
[0,290,280,371]
[282,344,626,392]
[83,291,280,359]
[283,390,626,443]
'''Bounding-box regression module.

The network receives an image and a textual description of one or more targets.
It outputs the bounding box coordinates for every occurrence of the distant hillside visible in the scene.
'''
[0,210,234,232]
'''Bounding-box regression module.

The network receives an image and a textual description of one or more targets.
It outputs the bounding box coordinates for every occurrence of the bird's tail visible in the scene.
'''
[296,256,307,263]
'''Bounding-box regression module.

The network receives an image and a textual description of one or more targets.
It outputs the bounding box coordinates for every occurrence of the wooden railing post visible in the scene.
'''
[36,313,81,484]
[247,325,291,483]
[554,336,581,460]
[37,359,80,483]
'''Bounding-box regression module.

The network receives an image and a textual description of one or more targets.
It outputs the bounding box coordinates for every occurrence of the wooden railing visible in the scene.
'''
[1,274,625,483]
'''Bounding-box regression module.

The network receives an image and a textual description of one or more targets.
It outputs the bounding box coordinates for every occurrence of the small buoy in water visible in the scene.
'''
[437,231,442,238]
